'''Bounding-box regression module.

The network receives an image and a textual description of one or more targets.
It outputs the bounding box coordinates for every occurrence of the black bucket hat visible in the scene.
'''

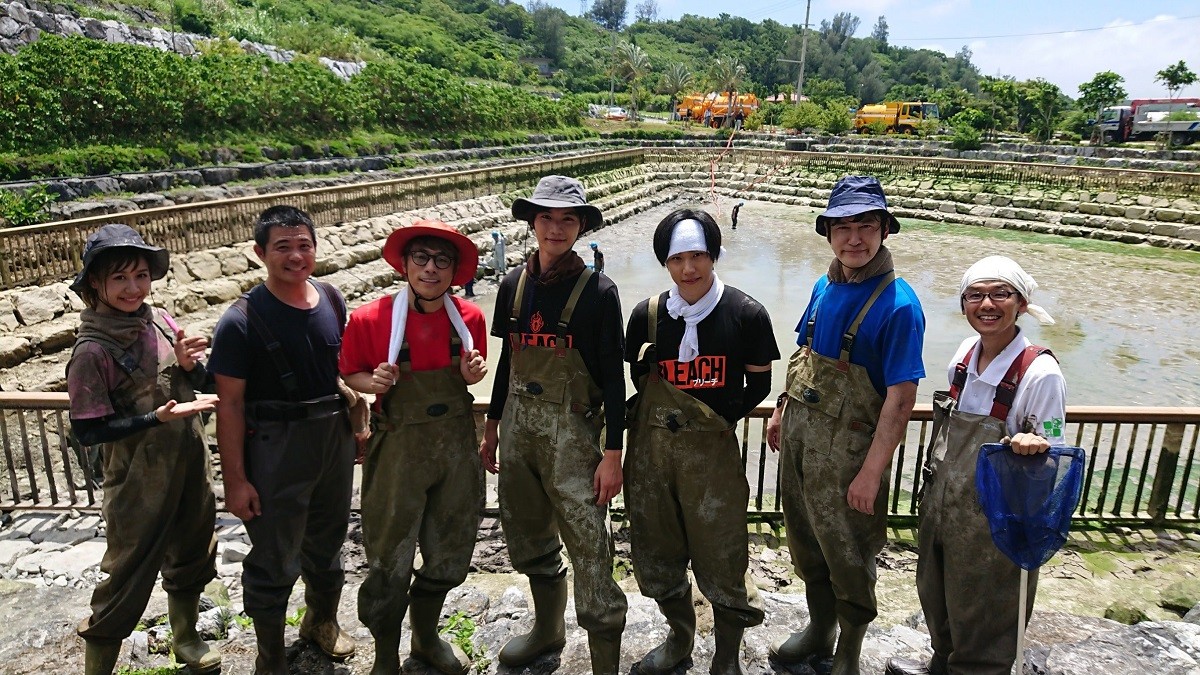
[511,175,604,234]
[69,223,170,295]
[815,175,901,236]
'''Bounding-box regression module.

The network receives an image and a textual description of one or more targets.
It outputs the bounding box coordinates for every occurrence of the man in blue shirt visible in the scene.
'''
[766,176,926,675]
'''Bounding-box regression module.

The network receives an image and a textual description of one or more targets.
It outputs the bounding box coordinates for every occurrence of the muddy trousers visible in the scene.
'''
[357,434,482,635]
[78,426,217,642]
[241,409,355,620]
[497,434,627,640]
[626,429,764,629]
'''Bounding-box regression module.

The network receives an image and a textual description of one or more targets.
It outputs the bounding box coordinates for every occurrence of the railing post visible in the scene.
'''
[1149,423,1185,526]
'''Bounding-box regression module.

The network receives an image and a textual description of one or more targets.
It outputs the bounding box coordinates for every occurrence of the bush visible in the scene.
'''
[950,124,982,151]
[917,119,940,138]
[781,102,826,132]
[822,102,852,134]
[949,108,989,131]
[862,120,889,135]
[0,185,56,227]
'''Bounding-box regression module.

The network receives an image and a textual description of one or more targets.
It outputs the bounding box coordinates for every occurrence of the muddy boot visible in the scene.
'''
[368,620,402,675]
[638,592,696,674]
[885,657,939,675]
[588,631,622,675]
[167,593,222,673]
[253,614,288,675]
[299,589,356,660]
[830,618,867,675]
[498,574,567,667]
[709,615,746,675]
[409,591,470,675]
[84,639,121,675]
[769,583,837,664]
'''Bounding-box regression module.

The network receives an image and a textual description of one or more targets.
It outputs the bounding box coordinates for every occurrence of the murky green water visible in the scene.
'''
[469,198,1200,408]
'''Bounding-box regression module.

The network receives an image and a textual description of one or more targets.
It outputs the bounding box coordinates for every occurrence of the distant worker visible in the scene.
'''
[590,241,606,274]
[492,230,506,280]
[731,202,744,231]
[703,108,713,128]
[734,109,745,130]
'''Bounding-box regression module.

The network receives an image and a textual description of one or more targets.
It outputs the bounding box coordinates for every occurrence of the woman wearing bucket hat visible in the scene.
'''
[623,208,779,675]
[479,175,629,674]
[66,224,221,675]
[765,176,925,675]
[339,220,487,675]
[886,256,1064,675]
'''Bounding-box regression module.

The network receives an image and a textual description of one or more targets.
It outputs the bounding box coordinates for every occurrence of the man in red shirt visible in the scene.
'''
[340,220,488,675]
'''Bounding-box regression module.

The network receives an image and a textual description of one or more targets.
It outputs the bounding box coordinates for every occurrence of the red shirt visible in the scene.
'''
[339,294,487,376]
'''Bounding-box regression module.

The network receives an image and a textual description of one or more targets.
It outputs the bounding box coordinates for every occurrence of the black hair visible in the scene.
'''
[80,248,151,309]
[254,205,316,248]
[404,235,458,260]
[652,208,722,265]
[527,206,588,226]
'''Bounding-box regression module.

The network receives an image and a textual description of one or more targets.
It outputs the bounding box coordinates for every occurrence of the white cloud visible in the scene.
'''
[969,15,1200,98]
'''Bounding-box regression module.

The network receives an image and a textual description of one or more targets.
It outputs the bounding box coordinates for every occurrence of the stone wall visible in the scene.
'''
[0,0,363,78]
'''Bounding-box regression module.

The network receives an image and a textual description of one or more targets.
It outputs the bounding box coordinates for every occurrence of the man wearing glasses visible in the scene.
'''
[887,256,1064,675]
[766,176,925,675]
[339,221,488,674]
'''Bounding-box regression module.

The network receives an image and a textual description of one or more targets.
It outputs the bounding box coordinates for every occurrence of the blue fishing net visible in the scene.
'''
[975,443,1086,571]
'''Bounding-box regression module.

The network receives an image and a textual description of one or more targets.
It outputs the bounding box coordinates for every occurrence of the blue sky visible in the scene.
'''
[546,0,1200,99]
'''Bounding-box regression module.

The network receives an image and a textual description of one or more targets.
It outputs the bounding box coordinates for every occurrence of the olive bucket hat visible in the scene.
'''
[814,175,901,236]
[69,223,170,296]
[511,175,604,234]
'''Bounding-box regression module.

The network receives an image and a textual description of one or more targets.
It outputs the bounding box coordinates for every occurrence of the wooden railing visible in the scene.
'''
[4,393,1196,526]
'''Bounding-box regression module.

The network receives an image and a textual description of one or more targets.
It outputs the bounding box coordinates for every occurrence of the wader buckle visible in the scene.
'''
[426,403,449,417]
[569,402,600,420]
[665,413,681,433]
[801,387,821,404]
[525,382,544,395]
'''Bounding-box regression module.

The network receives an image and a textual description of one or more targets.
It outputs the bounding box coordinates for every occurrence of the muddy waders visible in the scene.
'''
[75,316,219,674]
[772,274,895,675]
[626,296,765,675]
[496,270,628,672]
[357,342,482,675]
[892,393,1036,675]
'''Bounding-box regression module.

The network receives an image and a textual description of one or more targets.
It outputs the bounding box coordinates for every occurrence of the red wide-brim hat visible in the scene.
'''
[382,220,479,287]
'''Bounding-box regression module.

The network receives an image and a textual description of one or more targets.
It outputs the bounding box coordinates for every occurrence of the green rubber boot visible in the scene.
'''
[588,631,622,675]
[252,614,288,675]
[368,619,402,675]
[769,583,837,664]
[84,639,121,675]
[299,590,356,660]
[709,614,746,675]
[168,593,222,673]
[831,618,867,675]
[409,591,470,675]
[638,592,696,674]
[497,575,567,667]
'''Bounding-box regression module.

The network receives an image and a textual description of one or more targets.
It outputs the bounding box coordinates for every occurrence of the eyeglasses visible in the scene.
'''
[962,289,1018,304]
[409,251,455,270]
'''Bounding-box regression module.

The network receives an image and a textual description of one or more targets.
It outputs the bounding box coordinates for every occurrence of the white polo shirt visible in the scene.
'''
[947,331,1068,445]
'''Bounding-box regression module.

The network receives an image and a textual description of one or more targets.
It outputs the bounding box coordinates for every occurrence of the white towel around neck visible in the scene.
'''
[665,273,724,363]
[386,287,474,364]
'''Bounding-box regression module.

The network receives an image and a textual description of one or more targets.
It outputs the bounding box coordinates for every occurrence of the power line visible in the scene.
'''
[892,13,1200,43]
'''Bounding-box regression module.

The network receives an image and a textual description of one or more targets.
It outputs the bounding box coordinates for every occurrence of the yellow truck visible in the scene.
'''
[853,101,940,134]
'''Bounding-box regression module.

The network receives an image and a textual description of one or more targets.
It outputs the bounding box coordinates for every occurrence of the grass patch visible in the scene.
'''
[285,606,306,627]
[116,666,182,675]
[440,611,491,673]
[1079,550,1120,575]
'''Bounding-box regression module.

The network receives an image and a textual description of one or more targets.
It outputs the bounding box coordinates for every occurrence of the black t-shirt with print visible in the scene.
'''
[626,286,780,425]
[488,265,626,450]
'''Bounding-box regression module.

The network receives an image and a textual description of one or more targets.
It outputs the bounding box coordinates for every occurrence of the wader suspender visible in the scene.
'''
[509,268,594,358]
[637,295,660,382]
[805,271,896,372]
[396,337,462,374]
[72,311,176,380]
[948,344,1057,422]
[232,281,345,402]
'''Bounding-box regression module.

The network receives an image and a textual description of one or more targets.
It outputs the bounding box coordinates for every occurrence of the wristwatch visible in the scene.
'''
[775,392,789,408]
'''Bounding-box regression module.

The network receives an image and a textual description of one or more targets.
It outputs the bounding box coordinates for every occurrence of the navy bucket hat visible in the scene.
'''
[815,175,901,236]
[69,223,170,296]
[511,175,604,234]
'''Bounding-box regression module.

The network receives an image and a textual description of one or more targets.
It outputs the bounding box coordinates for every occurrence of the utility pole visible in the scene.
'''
[776,0,811,105]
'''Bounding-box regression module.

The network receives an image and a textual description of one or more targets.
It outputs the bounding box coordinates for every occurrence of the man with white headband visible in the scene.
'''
[339,220,488,675]
[886,255,1065,675]
[625,208,779,675]
[766,176,925,675]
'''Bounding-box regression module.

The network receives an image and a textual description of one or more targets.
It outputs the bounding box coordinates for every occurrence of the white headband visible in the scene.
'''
[667,219,708,258]
[959,255,1055,325]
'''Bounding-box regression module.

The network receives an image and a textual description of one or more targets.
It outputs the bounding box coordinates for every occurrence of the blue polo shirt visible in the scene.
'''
[794,273,926,396]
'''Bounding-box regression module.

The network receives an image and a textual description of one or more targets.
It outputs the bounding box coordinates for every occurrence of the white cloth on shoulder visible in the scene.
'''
[386,287,474,364]
[666,272,724,363]
[959,255,1055,325]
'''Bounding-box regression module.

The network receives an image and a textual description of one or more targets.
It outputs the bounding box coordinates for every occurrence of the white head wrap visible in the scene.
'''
[667,219,707,258]
[958,255,1055,325]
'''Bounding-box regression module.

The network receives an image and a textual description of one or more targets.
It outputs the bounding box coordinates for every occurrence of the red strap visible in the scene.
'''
[948,344,974,402]
[989,345,1056,421]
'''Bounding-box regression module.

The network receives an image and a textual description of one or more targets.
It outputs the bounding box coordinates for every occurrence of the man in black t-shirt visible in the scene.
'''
[624,208,778,675]
[209,206,359,673]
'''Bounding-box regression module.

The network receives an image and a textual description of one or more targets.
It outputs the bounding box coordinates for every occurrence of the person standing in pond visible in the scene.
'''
[479,175,628,674]
[590,241,606,274]
[624,209,778,675]
[492,230,507,280]
[68,224,221,675]
[731,201,744,230]
[340,221,488,675]
[886,256,1064,675]
[766,176,925,675]
[210,205,365,675]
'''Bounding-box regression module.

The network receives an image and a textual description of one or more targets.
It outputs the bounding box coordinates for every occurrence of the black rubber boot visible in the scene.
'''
[638,592,696,675]
[409,591,470,675]
[368,619,402,675]
[497,575,568,667]
[253,614,288,675]
[588,631,623,675]
[885,656,937,675]
[769,583,837,664]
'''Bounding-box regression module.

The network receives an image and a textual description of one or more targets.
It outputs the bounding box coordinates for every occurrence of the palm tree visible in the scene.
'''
[659,63,693,122]
[615,41,651,123]
[709,55,746,128]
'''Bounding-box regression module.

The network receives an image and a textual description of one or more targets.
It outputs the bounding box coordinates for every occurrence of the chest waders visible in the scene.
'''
[910,385,1041,674]
[357,335,482,675]
[496,269,628,674]
[625,296,764,675]
[771,273,894,675]
[75,313,219,675]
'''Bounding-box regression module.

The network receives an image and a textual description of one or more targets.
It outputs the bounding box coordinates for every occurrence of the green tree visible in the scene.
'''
[528,1,567,63]
[708,55,746,128]
[979,75,1018,139]
[1156,60,1197,100]
[1019,78,1064,141]
[614,41,651,122]
[659,62,693,121]
[870,15,888,50]
[588,0,627,31]
[1077,70,1126,117]
[634,0,658,23]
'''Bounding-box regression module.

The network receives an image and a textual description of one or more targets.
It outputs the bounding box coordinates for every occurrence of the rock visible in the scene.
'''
[221,541,250,564]
[185,251,223,280]
[13,285,65,325]
[1185,603,1200,625]
[1104,602,1149,624]
[1033,621,1200,674]
[0,336,32,368]
[1160,579,1200,614]
[38,540,105,578]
